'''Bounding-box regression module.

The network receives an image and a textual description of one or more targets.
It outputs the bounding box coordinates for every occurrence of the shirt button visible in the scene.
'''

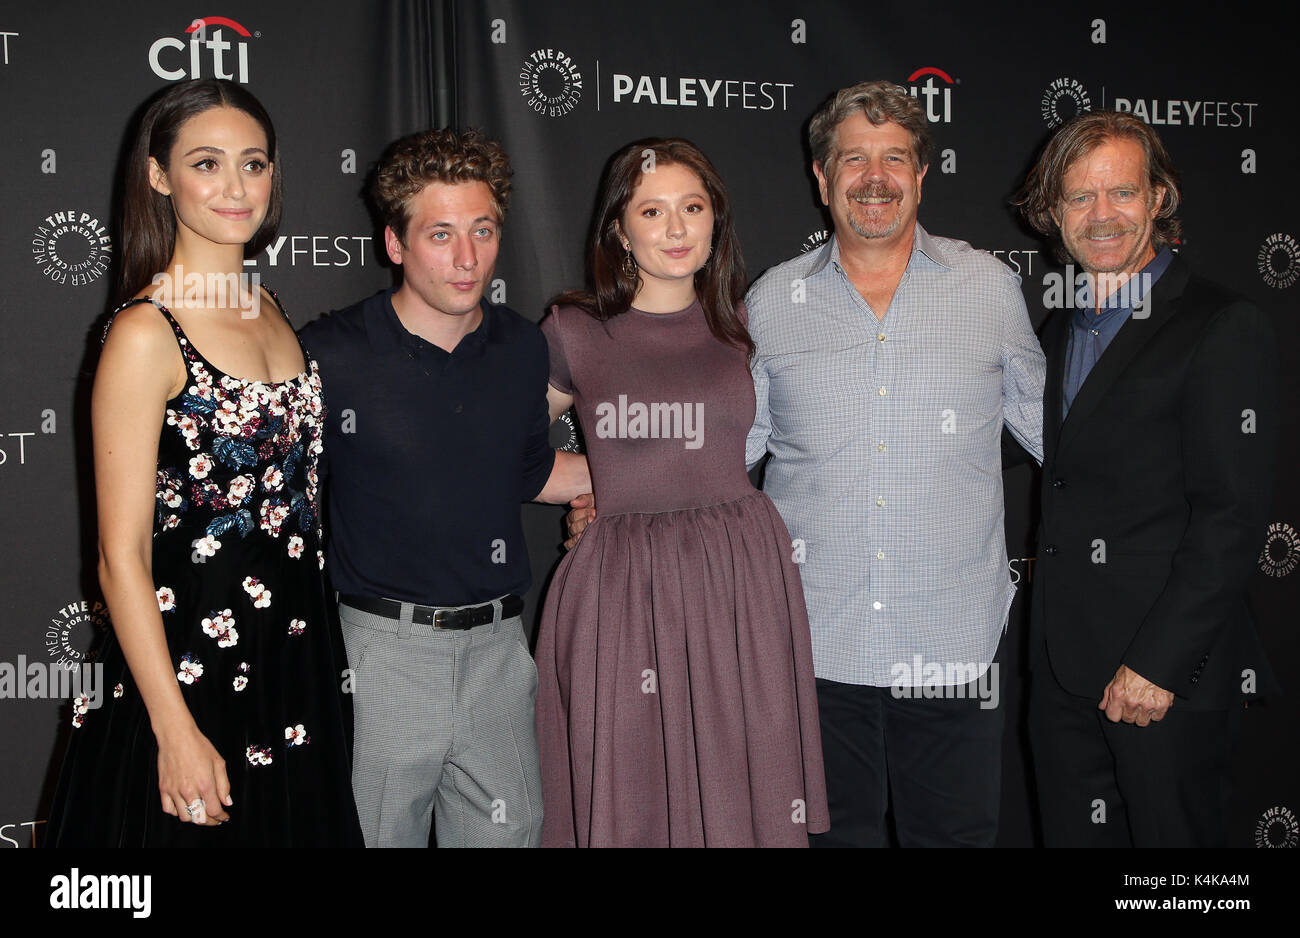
[872,601,883,610]
[877,443,886,452]
[1052,478,1066,488]
[453,402,463,413]
[877,333,886,342]
[1090,329,1100,336]
[876,497,885,507]
[876,551,885,560]
[878,386,887,396]
[1044,544,1059,555]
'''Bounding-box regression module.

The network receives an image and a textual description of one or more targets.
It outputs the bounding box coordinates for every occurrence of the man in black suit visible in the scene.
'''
[1014,111,1278,846]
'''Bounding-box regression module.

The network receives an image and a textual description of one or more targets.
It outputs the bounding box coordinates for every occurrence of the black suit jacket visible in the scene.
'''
[1032,254,1279,709]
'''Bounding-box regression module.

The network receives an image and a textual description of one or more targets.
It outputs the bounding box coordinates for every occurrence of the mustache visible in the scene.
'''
[1080,222,1135,239]
[847,182,903,202]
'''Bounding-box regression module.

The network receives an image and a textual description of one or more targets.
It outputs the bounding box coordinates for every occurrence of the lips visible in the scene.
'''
[662,247,693,258]
[213,208,253,220]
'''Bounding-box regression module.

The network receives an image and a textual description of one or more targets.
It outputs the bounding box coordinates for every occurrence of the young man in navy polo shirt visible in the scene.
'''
[301,128,588,847]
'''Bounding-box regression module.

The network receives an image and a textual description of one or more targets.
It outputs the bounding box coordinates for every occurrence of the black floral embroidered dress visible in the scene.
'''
[47,295,362,846]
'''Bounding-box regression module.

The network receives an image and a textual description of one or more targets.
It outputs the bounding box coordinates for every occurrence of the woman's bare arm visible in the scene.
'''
[93,304,230,825]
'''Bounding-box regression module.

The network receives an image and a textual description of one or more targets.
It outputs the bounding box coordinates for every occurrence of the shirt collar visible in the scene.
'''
[805,223,954,280]
[1071,245,1174,326]
[368,287,494,355]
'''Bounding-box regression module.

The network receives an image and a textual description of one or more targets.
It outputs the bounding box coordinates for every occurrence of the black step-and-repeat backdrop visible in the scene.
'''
[1,1,1296,848]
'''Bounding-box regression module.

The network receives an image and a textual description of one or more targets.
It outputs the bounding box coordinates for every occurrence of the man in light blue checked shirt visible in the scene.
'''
[745,80,1044,847]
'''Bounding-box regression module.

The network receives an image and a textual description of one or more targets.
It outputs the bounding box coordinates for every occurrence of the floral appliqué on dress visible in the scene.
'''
[155,340,324,557]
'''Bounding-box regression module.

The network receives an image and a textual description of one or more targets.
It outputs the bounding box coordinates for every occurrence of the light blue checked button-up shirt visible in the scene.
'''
[745,225,1045,686]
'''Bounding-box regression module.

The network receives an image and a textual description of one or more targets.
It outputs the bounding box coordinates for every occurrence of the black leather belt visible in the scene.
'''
[340,593,523,630]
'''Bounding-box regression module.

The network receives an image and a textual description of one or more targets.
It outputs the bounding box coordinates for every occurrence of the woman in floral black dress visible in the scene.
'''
[46,79,362,846]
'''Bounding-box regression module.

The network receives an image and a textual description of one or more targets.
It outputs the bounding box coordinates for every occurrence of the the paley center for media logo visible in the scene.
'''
[519,48,584,117]
[1040,77,1092,128]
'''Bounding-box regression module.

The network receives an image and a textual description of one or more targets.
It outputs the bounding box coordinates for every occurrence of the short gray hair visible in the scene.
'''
[808,80,932,172]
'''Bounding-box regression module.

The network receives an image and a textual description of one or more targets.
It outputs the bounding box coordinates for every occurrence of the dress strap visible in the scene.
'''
[261,285,313,369]
[103,297,189,356]
[260,284,289,323]
[104,287,307,379]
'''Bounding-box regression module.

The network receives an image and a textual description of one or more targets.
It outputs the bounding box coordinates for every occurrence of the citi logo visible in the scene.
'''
[149,16,255,83]
[907,67,954,123]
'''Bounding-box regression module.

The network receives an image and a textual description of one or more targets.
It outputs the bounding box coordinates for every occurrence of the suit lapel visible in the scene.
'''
[1056,256,1190,458]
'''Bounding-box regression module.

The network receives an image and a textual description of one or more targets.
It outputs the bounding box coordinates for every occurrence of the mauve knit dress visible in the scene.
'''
[536,300,829,847]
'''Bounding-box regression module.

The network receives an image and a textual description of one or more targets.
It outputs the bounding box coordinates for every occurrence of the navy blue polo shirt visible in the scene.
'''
[300,289,556,606]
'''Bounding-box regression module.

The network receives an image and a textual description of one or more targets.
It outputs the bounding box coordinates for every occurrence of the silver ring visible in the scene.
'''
[184,797,205,818]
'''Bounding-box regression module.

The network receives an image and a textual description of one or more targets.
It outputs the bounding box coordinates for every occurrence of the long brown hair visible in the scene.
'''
[551,138,752,359]
[117,79,283,303]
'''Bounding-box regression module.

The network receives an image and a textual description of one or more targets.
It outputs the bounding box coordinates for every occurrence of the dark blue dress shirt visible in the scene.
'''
[1063,247,1174,415]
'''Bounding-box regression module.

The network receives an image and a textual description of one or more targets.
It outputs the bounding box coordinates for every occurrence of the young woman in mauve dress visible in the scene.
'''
[45,79,361,846]
[536,138,829,847]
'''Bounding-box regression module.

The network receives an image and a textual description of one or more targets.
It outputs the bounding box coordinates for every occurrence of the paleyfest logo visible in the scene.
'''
[31,209,112,287]
[519,48,583,117]
[149,15,257,83]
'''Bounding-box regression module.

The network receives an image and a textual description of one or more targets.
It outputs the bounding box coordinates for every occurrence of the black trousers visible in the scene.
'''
[1029,637,1238,847]
[810,654,1004,848]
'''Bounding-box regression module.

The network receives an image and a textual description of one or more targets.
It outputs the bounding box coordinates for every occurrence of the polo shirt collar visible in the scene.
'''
[366,287,495,355]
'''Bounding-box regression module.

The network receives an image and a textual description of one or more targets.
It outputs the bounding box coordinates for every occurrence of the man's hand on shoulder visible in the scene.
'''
[1099,665,1174,726]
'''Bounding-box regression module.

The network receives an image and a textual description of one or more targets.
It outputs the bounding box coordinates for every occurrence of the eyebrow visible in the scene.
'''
[424,216,499,229]
[633,192,709,204]
[181,145,270,157]
[841,145,910,156]
[1064,183,1142,196]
